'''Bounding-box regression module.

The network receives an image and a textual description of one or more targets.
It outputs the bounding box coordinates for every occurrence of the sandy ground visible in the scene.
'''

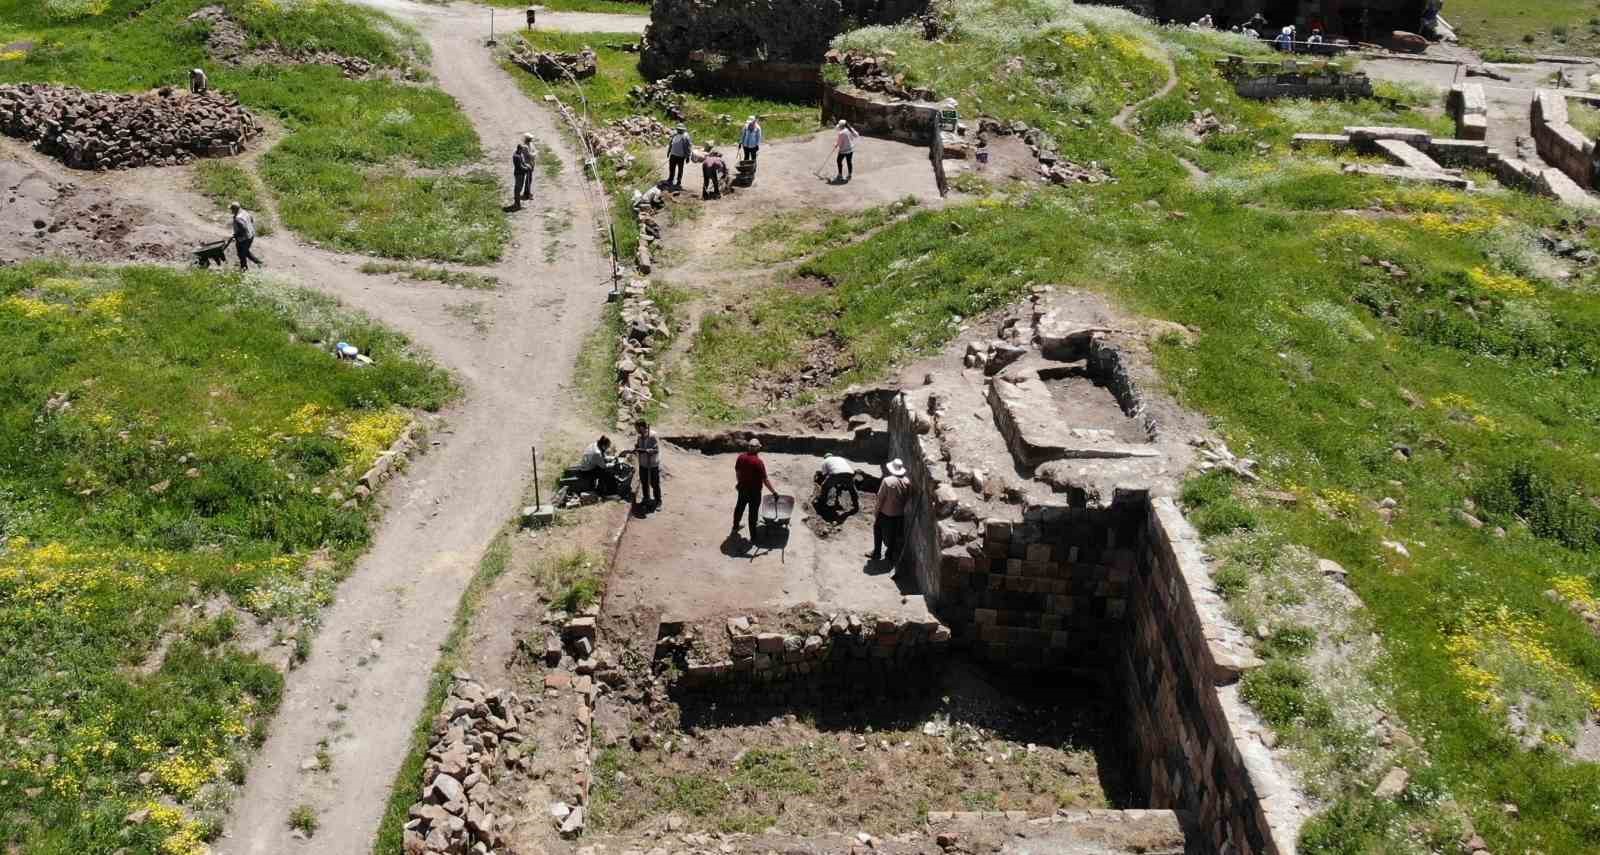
[603,448,928,625]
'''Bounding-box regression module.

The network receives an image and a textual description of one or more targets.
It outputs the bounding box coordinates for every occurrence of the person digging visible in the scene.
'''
[814,454,860,515]
[732,438,779,542]
[833,119,860,183]
[700,143,727,199]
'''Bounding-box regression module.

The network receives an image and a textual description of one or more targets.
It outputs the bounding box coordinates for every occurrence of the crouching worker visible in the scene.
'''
[578,435,623,496]
[813,454,860,513]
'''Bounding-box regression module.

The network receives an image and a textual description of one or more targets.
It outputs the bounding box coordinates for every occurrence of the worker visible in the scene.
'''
[189,67,208,94]
[1306,27,1325,50]
[526,5,536,29]
[229,202,262,271]
[578,435,619,496]
[869,458,910,568]
[1274,26,1296,52]
[1246,12,1269,35]
[739,115,763,161]
[814,454,859,514]
[666,124,692,190]
[833,119,860,183]
[622,418,662,509]
[511,133,535,210]
[732,438,779,540]
[701,143,727,199]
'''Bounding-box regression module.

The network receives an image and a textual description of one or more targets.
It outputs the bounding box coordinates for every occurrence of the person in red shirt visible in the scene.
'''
[733,438,779,538]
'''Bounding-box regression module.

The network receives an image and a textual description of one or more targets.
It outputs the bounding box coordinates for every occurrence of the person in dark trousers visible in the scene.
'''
[229,202,262,270]
[623,418,661,509]
[732,438,779,539]
[511,133,535,210]
[526,5,536,29]
[815,454,859,513]
[869,458,910,569]
[578,435,619,495]
[833,119,860,183]
[701,144,726,199]
[739,116,763,161]
[666,125,692,190]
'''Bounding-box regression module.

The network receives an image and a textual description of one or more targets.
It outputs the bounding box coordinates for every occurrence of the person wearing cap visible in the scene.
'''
[701,142,727,199]
[511,133,536,210]
[189,67,208,94]
[869,458,911,567]
[732,438,779,539]
[666,124,693,190]
[833,119,860,183]
[814,454,859,514]
[739,116,763,162]
[229,202,262,271]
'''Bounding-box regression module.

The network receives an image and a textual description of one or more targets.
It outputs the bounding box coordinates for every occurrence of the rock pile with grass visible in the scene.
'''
[401,677,535,854]
[511,46,598,82]
[0,84,261,170]
[614,276,669,429]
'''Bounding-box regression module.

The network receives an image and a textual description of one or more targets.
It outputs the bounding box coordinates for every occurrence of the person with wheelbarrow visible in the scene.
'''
[230,202,263,271]
[732,438,779,540]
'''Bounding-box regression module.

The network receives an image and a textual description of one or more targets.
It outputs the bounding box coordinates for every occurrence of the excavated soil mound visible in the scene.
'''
[0,84,262,170]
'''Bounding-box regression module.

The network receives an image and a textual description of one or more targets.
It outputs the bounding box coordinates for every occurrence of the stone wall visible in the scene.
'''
[641,0,928,81]
[1447,82,1487,141]
[680,60,820,100]
[1216,57,1373,101]
[1532,88,1600,190]
[664,611,952,707]
[821,84,941,144]
[1120,498,1296,855]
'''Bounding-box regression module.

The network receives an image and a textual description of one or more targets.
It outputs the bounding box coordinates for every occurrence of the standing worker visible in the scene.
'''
[833,119,860,183]
[732,438,779,541]
[229,202,262,271]
[511,133,535,210]
[739,115,763,161]
[624,418,662,510]
[869,458,910,569]
[189,67,208,94]
[666,124,692,191]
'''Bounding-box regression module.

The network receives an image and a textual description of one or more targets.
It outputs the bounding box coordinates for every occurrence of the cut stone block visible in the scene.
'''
[988,372,1159,468]
[1290,132,1350,149]
[1344,126,1433,147]
[1342,163,1475,190]
[1373,138,1445,172]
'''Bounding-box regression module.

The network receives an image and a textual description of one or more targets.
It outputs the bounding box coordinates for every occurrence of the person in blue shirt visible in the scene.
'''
[740,116,763,162]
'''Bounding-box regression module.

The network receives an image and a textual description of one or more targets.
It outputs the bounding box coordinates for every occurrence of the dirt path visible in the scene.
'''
[1113,49,1207,181]
[183,4,651,854]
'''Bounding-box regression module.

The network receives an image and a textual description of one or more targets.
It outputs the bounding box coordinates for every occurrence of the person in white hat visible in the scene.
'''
[732,438,779,539]
[870,458,910,568]
[666,124,693,190]
[833,119,860,183]
[740,115,763,162]
[511,132,536,210]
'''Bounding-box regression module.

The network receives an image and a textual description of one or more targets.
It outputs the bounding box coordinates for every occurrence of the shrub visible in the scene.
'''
[1241,660,1334,729]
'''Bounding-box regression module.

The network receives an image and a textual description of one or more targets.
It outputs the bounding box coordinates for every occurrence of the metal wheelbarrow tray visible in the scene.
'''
[193,237,233,268]
[760,494,796,562]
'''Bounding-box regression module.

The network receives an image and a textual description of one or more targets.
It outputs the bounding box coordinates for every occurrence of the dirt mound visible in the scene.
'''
[0,154,186,262]
[0,84,262,170]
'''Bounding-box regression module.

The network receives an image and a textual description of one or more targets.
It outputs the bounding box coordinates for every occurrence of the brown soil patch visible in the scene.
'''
[751,330,851,406]
[587,660,1126,837]
[782,274,835,295]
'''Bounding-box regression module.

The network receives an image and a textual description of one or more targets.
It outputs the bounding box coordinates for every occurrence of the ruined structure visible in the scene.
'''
[1216,55,1373,100]
[1096,0,1425,38]
[640,0,930,97]
[0,84,261,170]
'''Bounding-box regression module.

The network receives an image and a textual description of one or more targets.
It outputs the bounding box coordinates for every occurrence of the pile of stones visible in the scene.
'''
[401,677,535,854]
[188,6,373,78]
[0,84,261,170]
[510,46,598,82]
[587,115,669,160]
[974,117,1108,185]
[628,79,686,121]
[613,277,669,429]
[825,50,938,102]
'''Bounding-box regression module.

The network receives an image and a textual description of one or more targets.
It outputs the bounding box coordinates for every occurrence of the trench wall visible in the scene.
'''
[820,84,940,143]
[1532,88,1600,190]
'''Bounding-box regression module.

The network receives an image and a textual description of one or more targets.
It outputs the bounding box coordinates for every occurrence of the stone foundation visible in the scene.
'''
[821,84,943,145]
[1215,56,1373,101]
[1532,88,1600,191]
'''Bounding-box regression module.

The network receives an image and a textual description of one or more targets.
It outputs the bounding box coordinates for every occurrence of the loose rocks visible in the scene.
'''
[511,46,598,82]
[0,84,261,170]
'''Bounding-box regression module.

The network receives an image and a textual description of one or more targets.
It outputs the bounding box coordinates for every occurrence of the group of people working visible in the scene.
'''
[662,116,864,195]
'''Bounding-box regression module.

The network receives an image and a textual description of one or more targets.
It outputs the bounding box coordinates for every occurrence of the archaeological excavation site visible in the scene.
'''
[7,0,1600,853]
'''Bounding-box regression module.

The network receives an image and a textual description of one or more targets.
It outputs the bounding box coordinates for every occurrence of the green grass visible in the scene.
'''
[358,261,500,291]
[192,161,275,237]
[287,804,319,836]
[0,0,508,263]
[648,1,1600,849]
[478,0,651,13]
[537,549,603,612]
[0,260,452,854]
[1570,100,1600,141]
[1447,0,1600,54]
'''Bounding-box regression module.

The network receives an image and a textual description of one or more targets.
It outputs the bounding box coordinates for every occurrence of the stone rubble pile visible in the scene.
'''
[510,46,598,82]
[824,50,937,102]
[628,78,686,121]
[1188,109,1237,139]
[188,6,373,77]
[587,115,670,160]
[401,677,534,854]
[975,117,1109,185]
[613,276,670,429]
[248,46,373,78]
[0,84,262,170]
[187,5,247,61]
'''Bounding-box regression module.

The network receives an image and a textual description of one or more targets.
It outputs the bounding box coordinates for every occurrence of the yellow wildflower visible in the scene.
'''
[342,409,411,465]
[1468,267,1535,298]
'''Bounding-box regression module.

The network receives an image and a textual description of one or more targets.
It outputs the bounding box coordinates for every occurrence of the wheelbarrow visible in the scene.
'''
[760,493,795,562]
[193,237,233,268]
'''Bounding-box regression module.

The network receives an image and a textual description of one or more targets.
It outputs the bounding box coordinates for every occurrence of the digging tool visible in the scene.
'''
[813,145,836,181]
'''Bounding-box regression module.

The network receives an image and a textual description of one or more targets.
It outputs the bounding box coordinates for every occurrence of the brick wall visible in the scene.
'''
[821,85,939,144]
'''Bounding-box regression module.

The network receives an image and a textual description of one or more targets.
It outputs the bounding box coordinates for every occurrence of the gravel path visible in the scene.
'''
[194,3,649,853]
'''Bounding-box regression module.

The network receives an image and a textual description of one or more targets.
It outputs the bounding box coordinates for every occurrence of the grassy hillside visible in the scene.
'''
[658,0,1600,851]
[0,261,451,854]
[0,0,508,263]
[1448,0,1600,55]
